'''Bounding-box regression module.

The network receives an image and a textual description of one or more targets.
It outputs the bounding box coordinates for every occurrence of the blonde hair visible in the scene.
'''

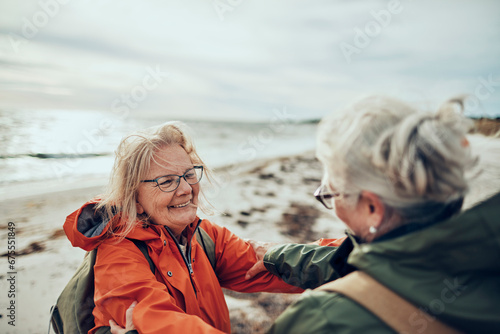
[97,121,213,239]
[317,96,477,224]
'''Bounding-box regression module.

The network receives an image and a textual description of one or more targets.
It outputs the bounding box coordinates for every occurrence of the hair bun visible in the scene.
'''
[378,97,474,202]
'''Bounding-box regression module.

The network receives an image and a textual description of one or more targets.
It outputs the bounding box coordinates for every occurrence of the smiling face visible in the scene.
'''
[136,144,200,236]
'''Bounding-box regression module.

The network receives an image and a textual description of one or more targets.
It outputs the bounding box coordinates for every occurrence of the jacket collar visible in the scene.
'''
[347,192,500,276]
[126,216,202,243]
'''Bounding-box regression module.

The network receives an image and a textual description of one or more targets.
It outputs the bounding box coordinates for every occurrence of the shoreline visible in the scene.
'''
[0,149,316,203]
[3,131,497,206]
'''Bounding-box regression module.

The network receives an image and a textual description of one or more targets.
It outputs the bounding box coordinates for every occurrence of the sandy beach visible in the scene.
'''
[1,134,499,334]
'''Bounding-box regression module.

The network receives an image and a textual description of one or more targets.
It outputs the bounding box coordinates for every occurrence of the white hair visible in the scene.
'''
[317,96,477,224]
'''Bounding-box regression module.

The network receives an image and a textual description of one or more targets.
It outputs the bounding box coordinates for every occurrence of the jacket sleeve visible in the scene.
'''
[312,237,347,247]
[202,220,303,294]
[92,239,225,334]
[263,236,349,290]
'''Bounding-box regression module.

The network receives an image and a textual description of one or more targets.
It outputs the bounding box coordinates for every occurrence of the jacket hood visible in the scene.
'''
[64,200,111,251]
[64,200,200,251]
[348,192,500,330]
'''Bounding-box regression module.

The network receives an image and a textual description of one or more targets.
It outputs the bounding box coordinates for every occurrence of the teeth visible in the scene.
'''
[171,201,190,208]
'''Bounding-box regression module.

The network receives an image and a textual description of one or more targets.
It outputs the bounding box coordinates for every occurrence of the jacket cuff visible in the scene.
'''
[263,244,284,277]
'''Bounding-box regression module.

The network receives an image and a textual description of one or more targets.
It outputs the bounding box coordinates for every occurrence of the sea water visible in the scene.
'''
[0,109,318,188]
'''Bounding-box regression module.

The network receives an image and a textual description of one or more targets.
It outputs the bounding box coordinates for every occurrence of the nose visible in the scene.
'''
[175,177,192,196]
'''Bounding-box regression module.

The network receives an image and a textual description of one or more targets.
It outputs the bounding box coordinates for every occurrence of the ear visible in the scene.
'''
[136,200,145,214]
[359,191,385,228]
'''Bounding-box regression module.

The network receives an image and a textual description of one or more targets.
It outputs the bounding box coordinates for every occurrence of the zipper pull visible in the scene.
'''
[187,263,194,275]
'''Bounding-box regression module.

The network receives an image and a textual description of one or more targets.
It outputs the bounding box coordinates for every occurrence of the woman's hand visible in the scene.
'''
[245,240,277,280]
[109,301,137,334]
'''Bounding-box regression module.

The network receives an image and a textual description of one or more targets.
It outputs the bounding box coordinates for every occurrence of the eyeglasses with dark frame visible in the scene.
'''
[141,166,204,193]
[314,185,346,210]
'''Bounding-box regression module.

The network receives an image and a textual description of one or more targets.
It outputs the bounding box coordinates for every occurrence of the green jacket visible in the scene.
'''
[264,193,500,333]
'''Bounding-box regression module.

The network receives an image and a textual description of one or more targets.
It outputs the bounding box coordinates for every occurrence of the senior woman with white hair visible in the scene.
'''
[257,96,500,333]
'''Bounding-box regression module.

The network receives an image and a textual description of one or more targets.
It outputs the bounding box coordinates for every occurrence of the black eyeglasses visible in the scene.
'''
[314,185,346,210]
[141,166,204,192]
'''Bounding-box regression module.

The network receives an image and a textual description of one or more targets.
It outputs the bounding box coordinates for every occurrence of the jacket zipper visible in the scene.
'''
[164,220,201,297]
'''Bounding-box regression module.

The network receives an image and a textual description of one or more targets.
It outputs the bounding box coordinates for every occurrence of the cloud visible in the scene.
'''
[0,0,499,119]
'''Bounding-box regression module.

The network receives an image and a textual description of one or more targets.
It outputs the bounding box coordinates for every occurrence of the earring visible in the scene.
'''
[369,226,378,234]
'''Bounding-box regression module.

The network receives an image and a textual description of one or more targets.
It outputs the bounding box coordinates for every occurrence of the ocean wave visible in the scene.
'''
[0,153,111,159]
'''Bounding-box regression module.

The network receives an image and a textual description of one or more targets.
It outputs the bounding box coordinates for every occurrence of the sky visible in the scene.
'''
[0,0,499,121]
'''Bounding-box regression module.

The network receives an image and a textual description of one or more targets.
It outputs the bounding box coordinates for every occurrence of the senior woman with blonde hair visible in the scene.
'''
[63,121,308,334]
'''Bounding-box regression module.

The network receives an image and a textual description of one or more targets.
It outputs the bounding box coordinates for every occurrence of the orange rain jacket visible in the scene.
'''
[65,200,339,334]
